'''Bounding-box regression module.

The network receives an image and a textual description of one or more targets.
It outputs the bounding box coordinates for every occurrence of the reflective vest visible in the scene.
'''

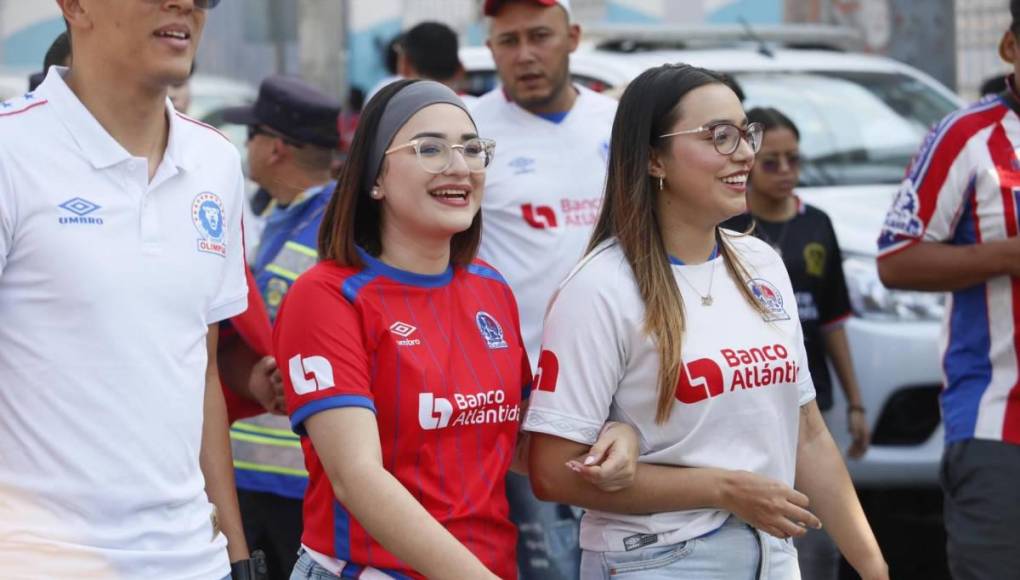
[231,182,333,499]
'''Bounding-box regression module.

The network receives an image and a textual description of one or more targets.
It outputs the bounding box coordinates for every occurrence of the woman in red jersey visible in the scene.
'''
[274,79,637,580]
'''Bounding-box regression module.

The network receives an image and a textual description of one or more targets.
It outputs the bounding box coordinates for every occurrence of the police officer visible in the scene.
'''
[221,75,341,580]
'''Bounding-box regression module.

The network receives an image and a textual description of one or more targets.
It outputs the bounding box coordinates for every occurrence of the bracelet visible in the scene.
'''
[231,550,267,580]
[848,405,866,414]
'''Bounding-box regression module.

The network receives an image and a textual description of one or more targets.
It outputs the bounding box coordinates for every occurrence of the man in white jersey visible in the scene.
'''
[0,1,256,578]
[470,0,616,577]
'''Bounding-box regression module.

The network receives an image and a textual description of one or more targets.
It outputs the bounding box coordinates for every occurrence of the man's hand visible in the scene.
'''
[565,422,640,492]
[718,470,822,539]
[248,356,284,415]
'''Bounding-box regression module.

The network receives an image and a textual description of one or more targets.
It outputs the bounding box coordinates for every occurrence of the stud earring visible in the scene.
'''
[370,188,382,199]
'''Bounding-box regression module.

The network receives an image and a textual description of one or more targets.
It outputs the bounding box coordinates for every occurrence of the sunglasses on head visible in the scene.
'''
[758,152,801,174]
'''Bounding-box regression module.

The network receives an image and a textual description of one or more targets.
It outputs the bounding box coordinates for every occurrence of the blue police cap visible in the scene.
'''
[223,74,341,149]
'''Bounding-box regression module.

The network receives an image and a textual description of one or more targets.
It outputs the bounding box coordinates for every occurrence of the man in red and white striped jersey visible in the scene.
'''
[877,5,1020,578]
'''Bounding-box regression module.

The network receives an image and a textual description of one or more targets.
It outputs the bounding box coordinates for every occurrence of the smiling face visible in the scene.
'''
[486,1,579,113]
[375,103,485,249]
[652,83,755,227]
[67,0,206,89]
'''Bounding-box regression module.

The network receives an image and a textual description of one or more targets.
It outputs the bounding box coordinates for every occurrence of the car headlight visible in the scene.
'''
[843,255,945,321]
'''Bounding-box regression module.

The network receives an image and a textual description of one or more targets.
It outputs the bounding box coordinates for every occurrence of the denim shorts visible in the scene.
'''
[579,516,800,580]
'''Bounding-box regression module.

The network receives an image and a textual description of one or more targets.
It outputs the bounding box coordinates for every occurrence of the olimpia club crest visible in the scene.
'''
[747,278,791,322]
[192,192,227,257]
[475,311,508,349]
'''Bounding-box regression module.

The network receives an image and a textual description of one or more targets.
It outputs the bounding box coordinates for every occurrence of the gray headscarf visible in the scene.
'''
[364,80,472,193]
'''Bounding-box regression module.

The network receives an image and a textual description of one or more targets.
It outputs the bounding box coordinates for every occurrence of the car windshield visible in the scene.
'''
[736,71,959,187]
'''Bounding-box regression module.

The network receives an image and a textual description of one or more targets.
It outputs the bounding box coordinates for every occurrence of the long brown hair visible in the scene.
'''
[589,63,767,424]
[318,79,482,268]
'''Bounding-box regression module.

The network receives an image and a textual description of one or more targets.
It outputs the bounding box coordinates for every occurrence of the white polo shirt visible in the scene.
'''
[0,68,248,579]
[523,233,815,552]
[469,86,616,366]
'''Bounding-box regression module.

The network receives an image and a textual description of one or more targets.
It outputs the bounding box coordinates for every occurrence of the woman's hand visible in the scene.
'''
[847,408,870,459]
[718,470,822,539]
[565,421,639,492]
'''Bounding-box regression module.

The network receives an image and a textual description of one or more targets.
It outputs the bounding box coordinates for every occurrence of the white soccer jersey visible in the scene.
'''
[469,85,616,365]
[0,69,247,579]
[523,233,816,552]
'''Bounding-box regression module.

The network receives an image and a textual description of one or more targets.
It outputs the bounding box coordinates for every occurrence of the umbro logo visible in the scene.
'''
[389,321,421,346]
[509,156,535,175]
[58,197,104,225]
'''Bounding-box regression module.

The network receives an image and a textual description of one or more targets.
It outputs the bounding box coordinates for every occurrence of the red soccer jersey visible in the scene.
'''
[274,250,530,579]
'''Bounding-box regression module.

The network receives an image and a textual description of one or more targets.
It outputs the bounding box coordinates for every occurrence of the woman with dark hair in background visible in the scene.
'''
[273,79,638,579]
[524,64,887,579]
[723,106,871,580]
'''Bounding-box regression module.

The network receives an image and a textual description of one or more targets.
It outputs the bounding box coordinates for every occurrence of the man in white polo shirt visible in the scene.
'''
[470,0,617,577]
[0,1,255,578]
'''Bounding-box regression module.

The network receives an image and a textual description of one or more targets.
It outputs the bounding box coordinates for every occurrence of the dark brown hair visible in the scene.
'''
[318,79,482,268]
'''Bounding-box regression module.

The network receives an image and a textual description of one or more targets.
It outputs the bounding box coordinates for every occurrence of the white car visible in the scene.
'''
[462,30,962,489]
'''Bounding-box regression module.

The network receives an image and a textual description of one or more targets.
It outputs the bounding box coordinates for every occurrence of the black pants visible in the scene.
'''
[238,489,304,580]
[940,438,1020,580]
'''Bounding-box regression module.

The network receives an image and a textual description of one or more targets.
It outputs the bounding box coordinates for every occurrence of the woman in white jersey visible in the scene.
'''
[523,64,888,579]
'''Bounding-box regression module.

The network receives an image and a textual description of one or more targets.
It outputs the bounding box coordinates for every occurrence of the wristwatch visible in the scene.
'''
[231,550,268,580]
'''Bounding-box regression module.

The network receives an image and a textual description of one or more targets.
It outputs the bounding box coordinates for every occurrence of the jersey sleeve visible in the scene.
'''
[206,169,249,323]
[0,149,14,276]
[274,271,375,435]
[767,251,817,406]
[503,283,534,400]
[522,263,626,446]
[793,311,817,406]
[818,213,852,329]
[877,113,982,258]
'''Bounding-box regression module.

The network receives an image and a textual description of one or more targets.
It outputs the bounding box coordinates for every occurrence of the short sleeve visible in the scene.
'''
[777,260,818,406]
[818,214,852,329]
[206,168,249,323]
[274,271,375,435]
[877,112,985,257]
[522,260,626,445]
[0,152,14,276]
[503,283,534,399]
[793,312,817,406]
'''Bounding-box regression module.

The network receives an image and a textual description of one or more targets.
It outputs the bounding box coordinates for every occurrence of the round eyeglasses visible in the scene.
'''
[384,137,496,174]
[659,122,764,156]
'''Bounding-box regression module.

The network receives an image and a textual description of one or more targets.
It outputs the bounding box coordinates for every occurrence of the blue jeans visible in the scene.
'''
[290,549,340,579]
[579,517,800,579]
[507,472,580,580]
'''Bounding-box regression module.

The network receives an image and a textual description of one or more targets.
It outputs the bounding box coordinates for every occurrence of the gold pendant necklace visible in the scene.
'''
[675,259,717,307]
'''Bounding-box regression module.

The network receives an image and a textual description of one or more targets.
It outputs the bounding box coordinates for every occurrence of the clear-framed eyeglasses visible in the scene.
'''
[384,137,496,174]
[659,122,764,156]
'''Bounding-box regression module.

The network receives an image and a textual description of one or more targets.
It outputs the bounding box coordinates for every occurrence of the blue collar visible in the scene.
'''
[669,245,720,266]
[536,111,569,124]
[356,246,453,288]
